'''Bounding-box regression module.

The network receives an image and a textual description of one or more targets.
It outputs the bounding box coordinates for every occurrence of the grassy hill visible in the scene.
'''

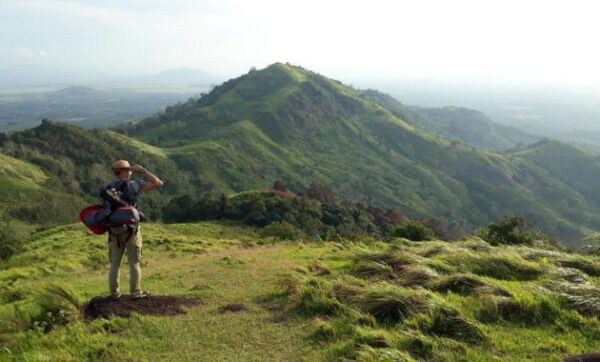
[0,153,47,194]
[3,63,600,245]
[1,222,600,360]
[362,89,538,151]
[121,63,600,242]
[0,120,193,224]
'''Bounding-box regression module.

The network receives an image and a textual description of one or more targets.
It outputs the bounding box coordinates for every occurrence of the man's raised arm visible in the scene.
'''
[132,165,164,191]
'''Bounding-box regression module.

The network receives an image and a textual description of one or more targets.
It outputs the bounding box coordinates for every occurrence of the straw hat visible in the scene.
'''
[112,160,132,170]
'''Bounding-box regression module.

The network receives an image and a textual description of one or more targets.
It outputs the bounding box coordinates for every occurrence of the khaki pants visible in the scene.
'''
[108,225,142,298]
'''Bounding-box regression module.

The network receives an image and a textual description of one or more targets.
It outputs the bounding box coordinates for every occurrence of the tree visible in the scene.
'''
[273,180,287,192]
[218,193,228,219]
[303,183,336,205]
[478,216,534,245]
[392,221,434,241]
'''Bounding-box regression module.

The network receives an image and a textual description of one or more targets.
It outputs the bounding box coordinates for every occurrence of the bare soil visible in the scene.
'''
[84,295,203,320]
[563,353,600,362]
[218,302,248,313]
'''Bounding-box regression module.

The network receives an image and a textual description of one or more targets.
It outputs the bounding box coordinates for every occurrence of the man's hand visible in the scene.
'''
[131,164,144,173]
[131,164,163,191]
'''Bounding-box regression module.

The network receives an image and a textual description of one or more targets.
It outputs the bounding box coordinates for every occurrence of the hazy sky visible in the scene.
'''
[2,0,600,84]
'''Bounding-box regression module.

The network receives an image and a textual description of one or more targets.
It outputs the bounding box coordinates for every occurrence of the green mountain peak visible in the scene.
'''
[4,64,600,244]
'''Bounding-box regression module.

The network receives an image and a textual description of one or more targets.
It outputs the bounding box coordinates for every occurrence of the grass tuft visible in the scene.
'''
[420,305,487,344]
[477,292,561,325]
[545,280,600,317]
[355,261,395,279]
[396,265,438,287]
[353,284,429,324]
[361,251,415,272]
[295,279,343,316]
[355,346,416,362]
[428,274,510,296]
[310,319,336,342]
[397,331,434,360]
[558,258,600,277]
[553,267,589,284]
[442,253,543,281]
[33,284,83,332]
[353,327,394,348]
[279,273,303,296]
[2,283,83,334]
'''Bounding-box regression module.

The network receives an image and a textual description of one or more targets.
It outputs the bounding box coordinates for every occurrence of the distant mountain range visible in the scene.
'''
[0,64,219,86]
[0,85,199,131]
[1,63,599,246]
[361,89,539,151]
[148,68,220,85]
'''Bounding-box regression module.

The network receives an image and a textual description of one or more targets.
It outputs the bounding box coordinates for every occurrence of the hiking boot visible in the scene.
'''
[131,291,150,300]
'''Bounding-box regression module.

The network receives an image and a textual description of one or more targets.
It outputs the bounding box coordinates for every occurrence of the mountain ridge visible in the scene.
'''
[1,63,600,244]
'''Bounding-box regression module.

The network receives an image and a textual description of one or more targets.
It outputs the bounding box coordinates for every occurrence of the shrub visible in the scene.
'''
[392,221,434,241]
[260,221,304,240]
[478,216,534,245]
[420,218,463,241]
[302,183,337,205]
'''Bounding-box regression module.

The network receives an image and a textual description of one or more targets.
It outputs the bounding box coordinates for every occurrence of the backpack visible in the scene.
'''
[79,205,107,235]
[80,180,144,235]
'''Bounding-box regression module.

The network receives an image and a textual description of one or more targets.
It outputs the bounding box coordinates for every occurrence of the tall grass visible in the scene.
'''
[440,252,543,281]
[2,283,82,334]
[477,292,561,325]
[352,284,430,324]
[32,284,82,332]
[420,305,487,344]
[428,274,509,296]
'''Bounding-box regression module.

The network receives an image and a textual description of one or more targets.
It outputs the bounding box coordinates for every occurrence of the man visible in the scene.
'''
[103,160,163,300]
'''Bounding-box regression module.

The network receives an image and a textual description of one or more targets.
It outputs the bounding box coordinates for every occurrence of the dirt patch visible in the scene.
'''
[218,303,248,313]
[564,353,600,362]
[84,295,203,320]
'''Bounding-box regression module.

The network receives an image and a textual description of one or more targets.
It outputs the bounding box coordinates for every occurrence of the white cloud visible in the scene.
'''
[12,47,49,60]
[4,0,600,84]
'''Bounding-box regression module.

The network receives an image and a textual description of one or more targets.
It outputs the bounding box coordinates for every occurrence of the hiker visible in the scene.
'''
[102,160,163,300]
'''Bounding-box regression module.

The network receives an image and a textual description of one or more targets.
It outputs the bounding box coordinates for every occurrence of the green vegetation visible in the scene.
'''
[0,216,599,360]
[362,89,539,151]
[3,63,600,247]
[392,220,435,241]
[162,187,409,240]
[478,216,536,245]
[278,232,600,360]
